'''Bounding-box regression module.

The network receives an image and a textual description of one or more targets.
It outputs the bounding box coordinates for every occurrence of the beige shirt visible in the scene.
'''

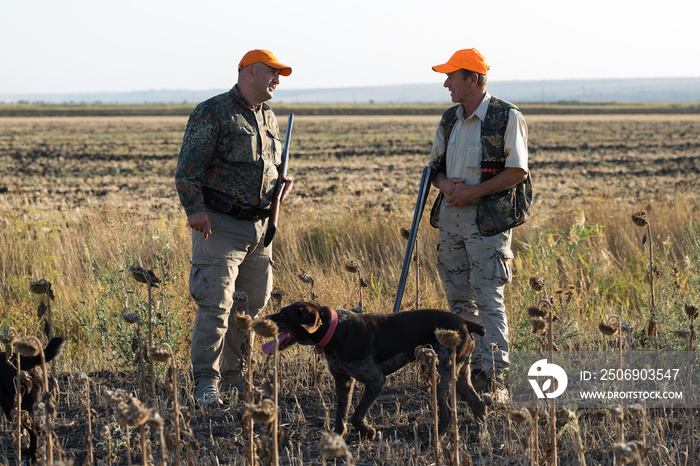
[430,92,529,186]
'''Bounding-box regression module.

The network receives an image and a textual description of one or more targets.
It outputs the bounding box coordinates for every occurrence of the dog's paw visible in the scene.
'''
[473,400,487,422]
[353,422,376,439]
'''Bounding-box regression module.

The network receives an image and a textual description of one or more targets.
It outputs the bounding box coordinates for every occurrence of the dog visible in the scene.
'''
[1,337,66,463]
[265,302,486,438]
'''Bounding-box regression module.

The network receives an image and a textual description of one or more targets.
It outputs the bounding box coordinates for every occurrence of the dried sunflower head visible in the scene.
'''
[685,303,699,319]
[29,278,52,295]
[598,322,619,336]
[556,408,575,424]
[529,276,546,292]
[15,337,41,357]
[531,317,547,333]
[607,404,623,418]
[247,398,277,423]
[414,346,437,365]
[344,260,361,274]
[233,291,249,304]
[252,319,278,338]
[129,265,160,287]
[115,397,151,426]
[75,372,91,386]
[612,441,646,461]
[150,343,173,362]
[435,329,461,348]
[509,407,532,424]
[233,313,254,331]
[298,272,314,284]
[122,312,140,324]
[631,211,649,227]
[626,403,644,416]
[318,431,349,458]
[400,225,410,240]
[146,412,164,429]
[0,327,17,347]
[104,388,130,406]
[527,306,548,318]
[270,289,285,301]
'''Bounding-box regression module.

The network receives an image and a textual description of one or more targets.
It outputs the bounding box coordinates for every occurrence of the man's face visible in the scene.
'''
[443,70,474,104]
[251,63,281,103]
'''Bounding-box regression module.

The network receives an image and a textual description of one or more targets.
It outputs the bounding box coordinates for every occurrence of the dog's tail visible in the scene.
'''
[466,321,486,337]
[19,336,66,371]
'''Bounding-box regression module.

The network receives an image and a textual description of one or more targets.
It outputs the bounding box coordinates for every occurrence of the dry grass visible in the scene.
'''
[1,109,699,464]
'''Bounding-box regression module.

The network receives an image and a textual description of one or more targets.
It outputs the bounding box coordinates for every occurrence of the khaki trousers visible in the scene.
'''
[188,209,273,388]
[437,202,513,373]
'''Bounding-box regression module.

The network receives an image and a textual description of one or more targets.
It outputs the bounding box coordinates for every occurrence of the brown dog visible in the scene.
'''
[265,302,486,438]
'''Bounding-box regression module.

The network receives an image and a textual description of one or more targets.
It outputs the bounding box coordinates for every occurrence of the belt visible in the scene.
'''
[228,204,270,221]
[201,186,269,221]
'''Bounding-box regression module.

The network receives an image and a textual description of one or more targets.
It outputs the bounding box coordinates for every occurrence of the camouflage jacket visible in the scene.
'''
[175,85,282,217]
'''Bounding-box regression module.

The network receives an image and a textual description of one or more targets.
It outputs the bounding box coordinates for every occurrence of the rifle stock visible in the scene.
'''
[263,113,294,247]
[392,166,433,313]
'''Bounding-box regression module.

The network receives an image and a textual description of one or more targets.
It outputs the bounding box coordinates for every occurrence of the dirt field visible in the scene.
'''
[1,110,700,465]
[2,113,699,216]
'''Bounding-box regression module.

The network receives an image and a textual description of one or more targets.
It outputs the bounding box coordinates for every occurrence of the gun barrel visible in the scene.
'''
[263,113,294,247]
[392,166,432,313]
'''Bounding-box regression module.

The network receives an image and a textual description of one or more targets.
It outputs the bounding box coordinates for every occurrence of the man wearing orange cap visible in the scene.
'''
[175,49,293,405]
[428,48,531,404]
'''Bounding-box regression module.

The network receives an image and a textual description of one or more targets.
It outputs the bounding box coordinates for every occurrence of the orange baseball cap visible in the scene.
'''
[238,49,292,76]
[432,49,489,75]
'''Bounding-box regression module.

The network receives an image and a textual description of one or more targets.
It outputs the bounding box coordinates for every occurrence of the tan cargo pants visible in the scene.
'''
[189,208,273,388]
[437,202,513,373]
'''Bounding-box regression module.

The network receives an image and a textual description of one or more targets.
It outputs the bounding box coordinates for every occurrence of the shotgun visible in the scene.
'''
[263,113,294,247]
[392,166,433,312]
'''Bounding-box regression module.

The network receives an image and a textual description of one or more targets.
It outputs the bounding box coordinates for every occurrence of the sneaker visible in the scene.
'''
[474,371,509,406]
[195,384,223,406]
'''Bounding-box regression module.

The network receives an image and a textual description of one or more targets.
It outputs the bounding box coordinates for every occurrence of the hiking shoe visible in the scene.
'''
[474,371,509,406]
[195,384,223,406]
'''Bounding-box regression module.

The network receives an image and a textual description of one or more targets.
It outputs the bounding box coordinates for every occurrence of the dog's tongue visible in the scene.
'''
[261,334,290,354]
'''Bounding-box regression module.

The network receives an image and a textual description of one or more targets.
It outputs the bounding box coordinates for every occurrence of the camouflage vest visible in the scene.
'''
[429,97,533,236]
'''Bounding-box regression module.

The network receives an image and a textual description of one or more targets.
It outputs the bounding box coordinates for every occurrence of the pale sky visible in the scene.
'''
[1,0,698,95]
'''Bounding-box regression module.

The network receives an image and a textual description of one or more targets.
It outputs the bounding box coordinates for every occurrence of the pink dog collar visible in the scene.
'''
[315,308,338,354]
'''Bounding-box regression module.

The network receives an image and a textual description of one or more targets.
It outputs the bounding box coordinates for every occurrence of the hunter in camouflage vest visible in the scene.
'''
[429,48,531,405]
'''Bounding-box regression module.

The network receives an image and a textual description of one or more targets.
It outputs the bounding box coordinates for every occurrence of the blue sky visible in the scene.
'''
[2,0,698,94]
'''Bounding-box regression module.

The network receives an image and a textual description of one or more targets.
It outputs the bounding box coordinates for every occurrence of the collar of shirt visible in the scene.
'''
[229,84,272,128]
[229,85,267,112]
[458,92,491,122]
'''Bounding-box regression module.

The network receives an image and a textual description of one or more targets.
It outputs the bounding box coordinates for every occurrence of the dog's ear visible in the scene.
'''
[299,304,323,334]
